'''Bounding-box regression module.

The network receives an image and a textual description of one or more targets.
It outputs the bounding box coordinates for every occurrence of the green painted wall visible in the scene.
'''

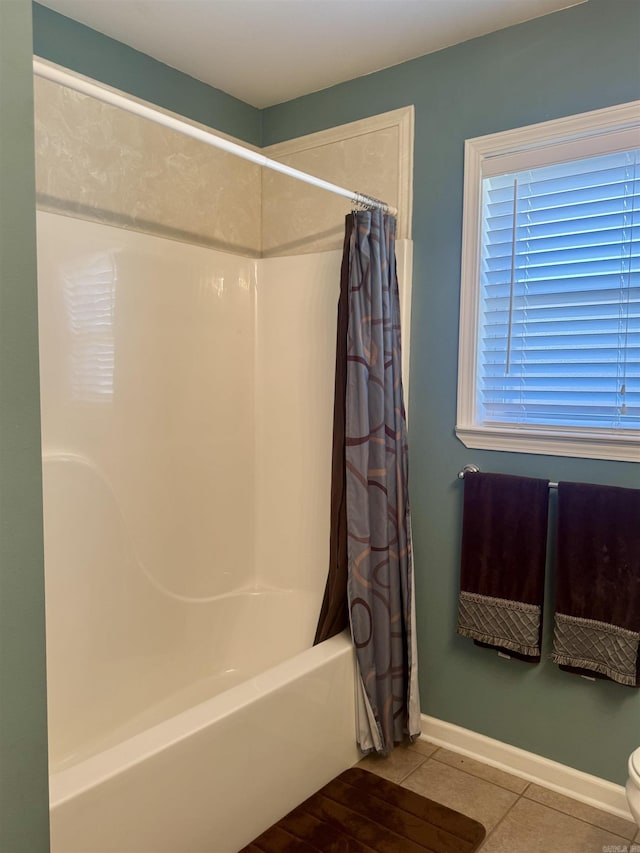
[264,0,640,784]
[0,1,50,850]
[32,3,262,146]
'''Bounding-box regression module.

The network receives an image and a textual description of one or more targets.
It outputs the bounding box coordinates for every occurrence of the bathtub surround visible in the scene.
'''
[33,72,411,259]
[33,74,263,256]
[34,74,414,842]
[36,209,412,748]
[34,60,396,240]
[261,107,413,256]
[36,212,349,761]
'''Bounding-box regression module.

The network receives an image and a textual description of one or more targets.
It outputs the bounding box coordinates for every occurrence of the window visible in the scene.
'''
[456,102,640,462]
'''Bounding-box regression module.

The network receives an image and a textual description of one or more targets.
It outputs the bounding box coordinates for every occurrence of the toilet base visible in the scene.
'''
[626,761,640,828]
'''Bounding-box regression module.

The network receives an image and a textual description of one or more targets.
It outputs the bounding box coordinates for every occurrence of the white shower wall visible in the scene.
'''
[255,250,341,598]
[38,211,257,599]
[38,212,259,766]
[38,210,361,767]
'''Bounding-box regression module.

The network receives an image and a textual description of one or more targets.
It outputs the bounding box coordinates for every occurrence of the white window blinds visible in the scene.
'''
[478,148,640,432]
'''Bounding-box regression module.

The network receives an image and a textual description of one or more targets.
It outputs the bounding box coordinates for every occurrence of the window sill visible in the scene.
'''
[455,424,640,463]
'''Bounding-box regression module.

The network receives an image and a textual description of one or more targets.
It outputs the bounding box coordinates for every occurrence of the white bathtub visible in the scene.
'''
[42,452,360,851]
[49,622,358,853]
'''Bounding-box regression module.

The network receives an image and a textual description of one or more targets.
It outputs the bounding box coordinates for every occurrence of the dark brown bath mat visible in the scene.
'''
[240,766,486,852]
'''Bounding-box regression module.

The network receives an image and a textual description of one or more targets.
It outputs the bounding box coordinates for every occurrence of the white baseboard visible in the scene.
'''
[421,714,633,822]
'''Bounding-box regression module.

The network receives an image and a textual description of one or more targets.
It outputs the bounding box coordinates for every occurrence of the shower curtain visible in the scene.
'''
[315,209,420,754]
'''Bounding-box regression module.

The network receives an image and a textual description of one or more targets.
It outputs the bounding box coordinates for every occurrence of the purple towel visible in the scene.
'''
[457,472,550,661]
[552,482,640,687]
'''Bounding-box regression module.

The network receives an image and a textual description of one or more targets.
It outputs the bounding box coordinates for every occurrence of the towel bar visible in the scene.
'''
[457,464,558,490]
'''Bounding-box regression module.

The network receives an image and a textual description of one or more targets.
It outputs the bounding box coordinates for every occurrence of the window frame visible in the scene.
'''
[456,100,640,463]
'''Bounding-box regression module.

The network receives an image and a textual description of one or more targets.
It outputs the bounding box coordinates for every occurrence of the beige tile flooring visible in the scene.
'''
[358,740,640,852]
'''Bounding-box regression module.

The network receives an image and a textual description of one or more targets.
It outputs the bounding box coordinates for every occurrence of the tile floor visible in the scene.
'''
[358,739,640,852]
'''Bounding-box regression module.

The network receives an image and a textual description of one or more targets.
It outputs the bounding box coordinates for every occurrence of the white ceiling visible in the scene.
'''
[38,0,584,108]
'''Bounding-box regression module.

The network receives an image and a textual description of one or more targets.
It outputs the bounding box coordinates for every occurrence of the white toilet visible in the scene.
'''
[626,747,640,826]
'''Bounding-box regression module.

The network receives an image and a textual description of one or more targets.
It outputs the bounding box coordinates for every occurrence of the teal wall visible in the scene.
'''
[0,1,50,851]
[32,3,262,146]
[263,0,640,784]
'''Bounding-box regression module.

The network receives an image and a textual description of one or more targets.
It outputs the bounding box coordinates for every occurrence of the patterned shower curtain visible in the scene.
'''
[316,209,420,754]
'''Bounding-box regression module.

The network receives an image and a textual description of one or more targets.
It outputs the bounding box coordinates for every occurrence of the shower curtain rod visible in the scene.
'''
[33,58,397,216]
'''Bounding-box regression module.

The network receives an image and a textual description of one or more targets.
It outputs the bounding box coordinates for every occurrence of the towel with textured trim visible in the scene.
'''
[457,471,550,662]
[552,481,640,687]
